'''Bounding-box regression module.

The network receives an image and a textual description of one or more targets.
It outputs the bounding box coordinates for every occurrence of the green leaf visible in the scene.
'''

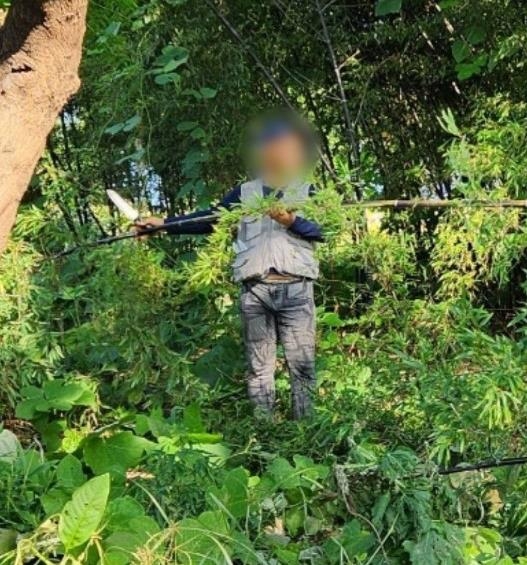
[122,114,141,132]
[466,26,486,46]
[104,22,121,37]
[41,488,71,516]
[456,62,482,80]
[404,523,464,564]
[0,529,17,555]
[155,74,177,86]
[191,127,207,140]
[56,455,85,489]
[43,381,86,411]
[105,123,125,135]
[319,311,344,327]
[58,474,110,551]
[324,520,376,560]
[83,431,153,476]
[177,121,199,132]
[285,507,304,536]
[106,496,146,532]
[199,87,217,99]
[372,492,391,527]
[452,39,470,63]
[175,511,230,564]
[266,455,329,492]
[208,467,249,518]
[438,108,461,137]
[155,46,188,68]
[231,532,259,565]
[183,403,205,432]
[193,442,231,465]
[15,398,41,420]
[0,430,20,463]
[375,0,402,16]
[20,385,43,400]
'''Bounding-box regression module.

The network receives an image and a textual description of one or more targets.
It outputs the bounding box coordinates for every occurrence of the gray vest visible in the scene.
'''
[232,179,319,282]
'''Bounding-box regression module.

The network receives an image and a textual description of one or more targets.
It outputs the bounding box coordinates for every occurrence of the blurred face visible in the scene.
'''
[256,132,307,187]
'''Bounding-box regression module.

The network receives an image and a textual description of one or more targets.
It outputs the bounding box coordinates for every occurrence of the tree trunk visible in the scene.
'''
[0,0,88,253]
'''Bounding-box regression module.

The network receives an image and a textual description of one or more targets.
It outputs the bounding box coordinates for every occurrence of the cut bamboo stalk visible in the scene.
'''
[343,199,527,209]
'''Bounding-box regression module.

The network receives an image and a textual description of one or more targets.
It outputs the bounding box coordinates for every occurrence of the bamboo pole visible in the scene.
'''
[49,199,527,259]
[344,199,527,209]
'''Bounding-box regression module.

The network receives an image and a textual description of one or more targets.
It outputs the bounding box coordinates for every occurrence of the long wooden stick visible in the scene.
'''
[344,199,527,209]
[48,199,527,260]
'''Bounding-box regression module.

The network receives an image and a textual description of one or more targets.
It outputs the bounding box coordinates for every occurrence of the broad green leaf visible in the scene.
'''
[154,46,188,70]
[231,532,260,565]
[36,418,66,452]
[452,39,470,63]
[44,381,86,411]
[0,430,20,462]
[456,62,482,80]
[375,0,402,16]
[191,127,207,140]
[175,511,230,565]
[192,442,231,465]
[106,497,146,532]
[59,474,110,551]
[56,454,85,489]
[122,114,141,132]
[186,432,223,444]
[404,523,464,564]
[285,506,304,536]
[19,385,43,400]
[466,26,486,46]
[177,121,199,132]
[208,467,249,518]
[183,403,205,432]
[0,529,17,555]
[155,74,176,86]
[15,399,41,420]
[319,311,344,327]
[199,87,217,99]
[324,520,376,561]
[105,123,125,135]
[41,488,71,516]
[84,431,153,476]
[104,22,121,37]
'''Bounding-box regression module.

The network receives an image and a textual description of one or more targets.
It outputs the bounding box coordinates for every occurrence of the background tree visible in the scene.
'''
[0,0,88,252]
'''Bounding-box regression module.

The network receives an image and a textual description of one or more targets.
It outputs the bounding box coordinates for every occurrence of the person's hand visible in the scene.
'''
[268,207,296,227]
[133,216,164,235]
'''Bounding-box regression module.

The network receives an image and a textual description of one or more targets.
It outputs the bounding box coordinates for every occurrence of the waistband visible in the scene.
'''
[243,275,307,286]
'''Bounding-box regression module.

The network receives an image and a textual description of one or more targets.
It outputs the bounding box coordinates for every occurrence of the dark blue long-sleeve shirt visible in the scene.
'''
[164,184,323,242]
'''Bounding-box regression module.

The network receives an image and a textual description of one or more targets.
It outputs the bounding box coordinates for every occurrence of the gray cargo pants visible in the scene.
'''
[240,279,316,419]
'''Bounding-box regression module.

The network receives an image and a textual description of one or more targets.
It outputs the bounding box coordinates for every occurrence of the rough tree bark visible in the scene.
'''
[0,0,88,253]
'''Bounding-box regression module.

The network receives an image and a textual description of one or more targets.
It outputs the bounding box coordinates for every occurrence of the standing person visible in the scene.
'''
[138,112,323,419]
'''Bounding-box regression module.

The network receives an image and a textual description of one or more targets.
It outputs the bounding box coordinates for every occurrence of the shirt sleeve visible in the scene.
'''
[164,186,242,235]
[287,185,324,242]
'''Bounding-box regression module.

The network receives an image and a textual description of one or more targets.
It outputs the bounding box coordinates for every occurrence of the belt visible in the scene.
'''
[246,274,304,285]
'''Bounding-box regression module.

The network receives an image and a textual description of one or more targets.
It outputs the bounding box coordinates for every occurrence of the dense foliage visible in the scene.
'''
[2,0,527,563]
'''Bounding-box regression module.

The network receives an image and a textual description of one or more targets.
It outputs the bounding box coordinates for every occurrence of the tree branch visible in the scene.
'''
[315,0,361,188]
[204,0,336,178]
